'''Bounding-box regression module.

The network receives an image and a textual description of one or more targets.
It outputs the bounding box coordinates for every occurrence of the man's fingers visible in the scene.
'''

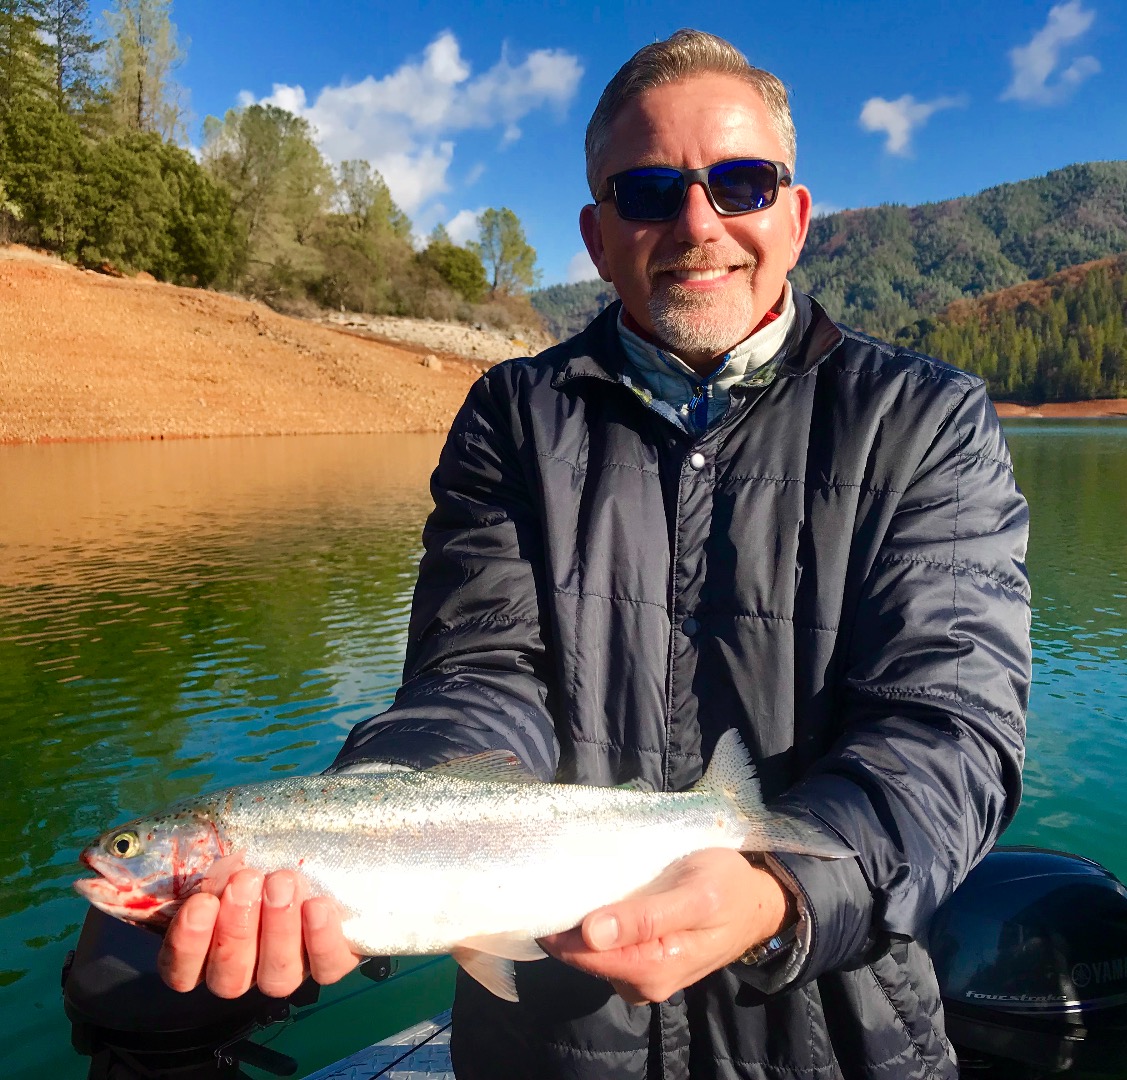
[303,896,361,986]
[158,892,220,992]
[256,871,307,997]
[582,873,710,952]
[205,868,264,998]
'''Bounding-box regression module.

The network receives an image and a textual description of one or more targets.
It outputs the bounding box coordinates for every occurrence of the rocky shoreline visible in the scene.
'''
[2,245,1124,445]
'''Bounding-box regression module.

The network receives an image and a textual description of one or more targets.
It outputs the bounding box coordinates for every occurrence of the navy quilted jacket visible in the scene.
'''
[334,291,1031,1079]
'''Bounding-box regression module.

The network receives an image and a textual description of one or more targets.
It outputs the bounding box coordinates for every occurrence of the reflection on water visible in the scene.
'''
[1002,421,1127,879]
[0,434,443,1077]
[0,423,1125,1077]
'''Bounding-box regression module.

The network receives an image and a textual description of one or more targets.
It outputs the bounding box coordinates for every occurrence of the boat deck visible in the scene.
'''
[303,1009,453,1079]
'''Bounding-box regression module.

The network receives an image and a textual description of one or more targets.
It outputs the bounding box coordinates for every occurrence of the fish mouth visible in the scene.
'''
[79,849,136,888]
[75,849,178,927]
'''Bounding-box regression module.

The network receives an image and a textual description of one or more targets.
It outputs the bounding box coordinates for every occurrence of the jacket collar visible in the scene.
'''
[550,289,844,391]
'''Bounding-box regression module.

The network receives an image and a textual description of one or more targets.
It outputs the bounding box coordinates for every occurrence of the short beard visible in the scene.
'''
[647,261,758,362]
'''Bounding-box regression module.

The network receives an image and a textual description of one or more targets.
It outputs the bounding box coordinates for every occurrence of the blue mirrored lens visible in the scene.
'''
[613,169,686,220]
[708,160,778,213]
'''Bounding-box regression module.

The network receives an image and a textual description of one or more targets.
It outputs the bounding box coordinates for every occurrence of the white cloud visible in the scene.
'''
[811,201,840,219]
[1002,1,1100,105]
[446,208,484,246]
[247,32,582,215]
[566,249,601,283]
[859,94,966,156]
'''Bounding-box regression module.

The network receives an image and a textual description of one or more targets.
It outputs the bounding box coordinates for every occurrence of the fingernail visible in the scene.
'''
[264,874,294,908]
[184,899,214,931]
[229,872,261,905]
[305,902,328,931]
[587,914,619,950]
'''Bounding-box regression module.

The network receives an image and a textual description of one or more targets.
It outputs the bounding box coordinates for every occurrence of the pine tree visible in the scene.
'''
[0,0,53,105]
[104,0,186,141]
[42,0,99,112]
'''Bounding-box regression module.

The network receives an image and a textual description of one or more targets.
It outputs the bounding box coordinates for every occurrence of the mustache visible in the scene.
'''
[649,250,758,278]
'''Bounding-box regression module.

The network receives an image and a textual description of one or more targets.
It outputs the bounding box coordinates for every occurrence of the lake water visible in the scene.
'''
[1,423,1125,1077]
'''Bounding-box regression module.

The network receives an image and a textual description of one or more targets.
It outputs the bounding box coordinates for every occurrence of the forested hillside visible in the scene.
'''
[793,161,1127,338]
[895,256,1127,402]
[0,1,540,329]
[531,278,618,339]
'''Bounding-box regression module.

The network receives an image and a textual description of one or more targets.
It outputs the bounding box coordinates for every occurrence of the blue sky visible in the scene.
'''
[167,0,1127,287]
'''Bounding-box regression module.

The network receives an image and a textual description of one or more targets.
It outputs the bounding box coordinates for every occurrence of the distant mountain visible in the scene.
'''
[894,255,1127,402]
[531,278,618,341]
[794,161,1127,338]
[532,162,1127,344]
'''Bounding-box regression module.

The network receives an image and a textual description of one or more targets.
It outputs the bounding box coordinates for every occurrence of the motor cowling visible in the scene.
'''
[61,907,312,1078]
[931,847,1127,1076]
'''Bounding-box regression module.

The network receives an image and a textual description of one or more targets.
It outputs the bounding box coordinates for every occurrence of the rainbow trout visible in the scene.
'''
[75,729,851,1000]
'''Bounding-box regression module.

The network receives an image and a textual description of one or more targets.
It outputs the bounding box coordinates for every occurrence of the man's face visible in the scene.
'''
[580,74,812,370]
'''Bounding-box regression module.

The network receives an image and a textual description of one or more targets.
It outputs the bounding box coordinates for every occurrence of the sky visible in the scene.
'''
[165,0,1127,288]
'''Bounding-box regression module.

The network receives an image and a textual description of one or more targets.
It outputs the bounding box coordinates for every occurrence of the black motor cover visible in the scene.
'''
[930,847,1127,1075]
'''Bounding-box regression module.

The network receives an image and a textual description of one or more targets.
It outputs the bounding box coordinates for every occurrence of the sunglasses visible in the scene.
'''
[596,158,793,222]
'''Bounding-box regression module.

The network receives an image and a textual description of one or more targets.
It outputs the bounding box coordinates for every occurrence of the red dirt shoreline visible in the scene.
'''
[2,246,1124,445]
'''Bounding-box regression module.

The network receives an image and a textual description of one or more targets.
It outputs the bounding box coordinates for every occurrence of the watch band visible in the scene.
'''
[738,920,799,966]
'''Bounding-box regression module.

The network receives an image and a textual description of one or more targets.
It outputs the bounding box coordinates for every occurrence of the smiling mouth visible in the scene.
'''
[669,267,732,282]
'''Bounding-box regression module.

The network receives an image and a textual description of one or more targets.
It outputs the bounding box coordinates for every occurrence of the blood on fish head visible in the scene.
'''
[74,806,234,930]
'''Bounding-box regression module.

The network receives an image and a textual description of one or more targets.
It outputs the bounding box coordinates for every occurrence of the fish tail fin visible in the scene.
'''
[695,730,855,860]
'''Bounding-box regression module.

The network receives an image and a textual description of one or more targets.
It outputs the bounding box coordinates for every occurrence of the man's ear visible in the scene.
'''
[579,204,614,283]
[787,184,813,270]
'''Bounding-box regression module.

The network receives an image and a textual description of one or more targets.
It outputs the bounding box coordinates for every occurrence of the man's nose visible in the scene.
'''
[672,180,722,245]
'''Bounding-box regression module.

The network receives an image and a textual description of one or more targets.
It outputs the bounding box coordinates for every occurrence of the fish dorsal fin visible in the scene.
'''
[451,947,520,1002]
[427,751,541,785]
[695,729,855,860]
[692,729,765,816]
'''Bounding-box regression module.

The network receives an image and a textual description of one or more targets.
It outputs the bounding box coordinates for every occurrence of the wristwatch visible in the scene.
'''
[738,884,800,966]
[738,919,799,966]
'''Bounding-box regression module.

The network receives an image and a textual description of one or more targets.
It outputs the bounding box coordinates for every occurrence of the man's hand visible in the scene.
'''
[157,868,362,998]
[539,848,790,1005]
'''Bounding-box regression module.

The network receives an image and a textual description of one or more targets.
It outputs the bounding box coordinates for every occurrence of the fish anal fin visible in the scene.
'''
[428,751,541,785]
[456,931,548,962]
[451,947,520,1002]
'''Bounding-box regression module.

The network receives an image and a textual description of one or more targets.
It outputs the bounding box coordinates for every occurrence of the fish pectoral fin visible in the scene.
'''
[456,932,548,962]
[427,751,541,785]
[451,947,520,1002]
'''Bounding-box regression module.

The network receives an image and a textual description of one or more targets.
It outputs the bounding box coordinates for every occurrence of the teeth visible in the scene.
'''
[671,268,729,281]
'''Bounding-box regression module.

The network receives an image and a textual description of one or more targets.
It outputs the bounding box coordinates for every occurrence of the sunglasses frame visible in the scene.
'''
[596,158,793,222]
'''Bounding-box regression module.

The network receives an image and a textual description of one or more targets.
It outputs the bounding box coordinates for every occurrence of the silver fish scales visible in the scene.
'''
[75,729,851,1000]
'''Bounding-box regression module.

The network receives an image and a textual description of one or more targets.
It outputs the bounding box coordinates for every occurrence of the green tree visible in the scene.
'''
[0,173,22,240]
[0,90,85,253]
[202,103,333,295]
[420,228,488,303]
[336,159,409,238]
[104,0,186,141]
[0,0,53,105]
[43,0,99,112]
[471,206,539,295]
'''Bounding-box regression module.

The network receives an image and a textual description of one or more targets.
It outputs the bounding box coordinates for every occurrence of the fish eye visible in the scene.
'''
[109,831,141,858]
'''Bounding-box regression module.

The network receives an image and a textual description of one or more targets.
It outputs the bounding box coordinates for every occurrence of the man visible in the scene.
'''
[159,29,1030,1079]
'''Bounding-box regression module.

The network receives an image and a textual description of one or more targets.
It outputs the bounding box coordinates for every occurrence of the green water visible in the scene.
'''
[0,423,1124,1077]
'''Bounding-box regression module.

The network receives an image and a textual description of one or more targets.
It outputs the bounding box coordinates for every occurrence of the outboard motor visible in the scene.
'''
[931,847,1127,1077]
[62,907,396,1079]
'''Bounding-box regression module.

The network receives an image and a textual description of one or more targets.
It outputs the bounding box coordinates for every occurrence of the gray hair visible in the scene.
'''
[584,29,797,198]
